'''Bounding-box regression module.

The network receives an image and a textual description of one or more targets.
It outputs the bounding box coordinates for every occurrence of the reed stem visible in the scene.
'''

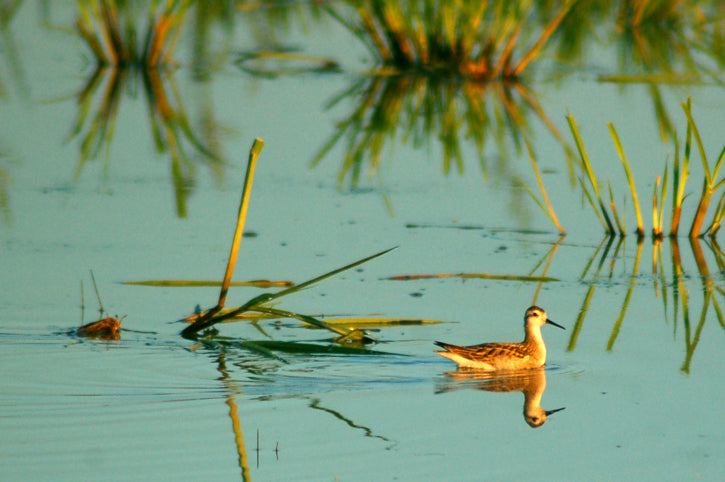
[567,114,614,234]
[525,138,565,235]
[217,138,265,310]
[608,122,643,237]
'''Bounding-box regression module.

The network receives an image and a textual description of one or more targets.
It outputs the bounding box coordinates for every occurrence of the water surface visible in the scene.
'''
[2,2,724,480]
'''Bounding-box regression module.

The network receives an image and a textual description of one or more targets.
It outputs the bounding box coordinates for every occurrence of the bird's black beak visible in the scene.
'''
[545,407,566,416]
[547,319,566,330]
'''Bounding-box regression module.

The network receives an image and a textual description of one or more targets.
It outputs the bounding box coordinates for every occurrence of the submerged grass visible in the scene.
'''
[182,247,397,342]
[385,273,558,282]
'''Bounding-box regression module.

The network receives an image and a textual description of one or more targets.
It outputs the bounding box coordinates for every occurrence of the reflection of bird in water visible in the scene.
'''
[434,306,565,370]
[436,368,565,428]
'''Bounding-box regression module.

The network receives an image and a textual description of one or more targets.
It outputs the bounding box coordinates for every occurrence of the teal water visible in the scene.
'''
[2,2,724,480]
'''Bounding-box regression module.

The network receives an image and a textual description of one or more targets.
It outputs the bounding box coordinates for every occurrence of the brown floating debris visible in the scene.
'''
[75,316,121,340]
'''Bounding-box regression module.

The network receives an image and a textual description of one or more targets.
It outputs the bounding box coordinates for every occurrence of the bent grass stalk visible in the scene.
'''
[523,138,566,235]
[217,139,264,310]
[652,168,669,238]
[670,130,690,236]
[608,182,626,236]
[182,138,264,335]
[608,122,644,236]
[707,193,725,236]
[567,114,615,235]
[683,98,725,238]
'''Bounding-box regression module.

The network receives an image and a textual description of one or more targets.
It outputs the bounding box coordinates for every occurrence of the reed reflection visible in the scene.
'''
[568,235,725,374]
[69,65,222,216]
[436,368,565,428]
[69,1,225,217]
[216,351,252,481]
[212,347,397,481]
[311,74,573,188]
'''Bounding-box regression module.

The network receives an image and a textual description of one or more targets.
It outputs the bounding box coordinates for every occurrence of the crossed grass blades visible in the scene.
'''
[120,139,433,355]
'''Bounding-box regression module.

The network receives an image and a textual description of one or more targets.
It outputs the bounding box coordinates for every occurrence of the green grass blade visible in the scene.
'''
[659,160,669,235]
[608,122,643,236]
[682,98,710,182]
[567,114,614,233]
[608,182,625,235]
[261,246,397,303]
[578,176,607,232]
[525,138,565,234]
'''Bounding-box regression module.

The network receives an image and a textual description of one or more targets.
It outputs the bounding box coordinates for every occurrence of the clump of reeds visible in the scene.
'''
[180,139,400,346]
[76,0,191,68]
[326,0,576,79]
[566,97,725,240]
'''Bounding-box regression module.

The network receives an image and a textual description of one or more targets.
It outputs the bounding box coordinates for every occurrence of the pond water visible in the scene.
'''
[2,2,725,480]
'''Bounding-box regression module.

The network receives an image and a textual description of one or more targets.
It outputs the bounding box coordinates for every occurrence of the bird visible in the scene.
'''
[434,306,565,370]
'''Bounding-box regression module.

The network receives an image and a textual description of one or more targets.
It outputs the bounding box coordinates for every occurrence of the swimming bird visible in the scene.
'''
[434,306,565,370]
